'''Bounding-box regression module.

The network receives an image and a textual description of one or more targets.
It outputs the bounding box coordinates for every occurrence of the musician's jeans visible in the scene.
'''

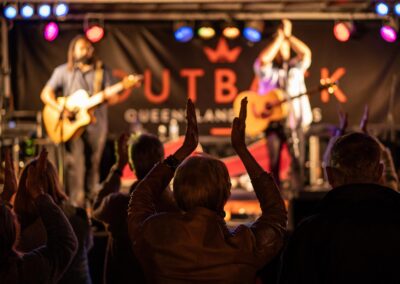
[265,121,305,191]
[65,129,106,207]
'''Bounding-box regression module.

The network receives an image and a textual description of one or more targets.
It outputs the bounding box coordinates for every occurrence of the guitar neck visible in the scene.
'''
[87,82,125,109]
[270,86,321,108]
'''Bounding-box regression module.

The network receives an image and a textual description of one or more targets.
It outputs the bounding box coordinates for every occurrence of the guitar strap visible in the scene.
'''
[93,60,104,95]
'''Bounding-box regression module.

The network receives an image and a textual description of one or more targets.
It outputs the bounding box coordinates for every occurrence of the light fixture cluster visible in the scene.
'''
[173,21,264,43]
[3,2,69,19]
[375,2,400,16]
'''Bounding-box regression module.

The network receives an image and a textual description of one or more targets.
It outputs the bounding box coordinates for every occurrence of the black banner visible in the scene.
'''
[9,21,400,137]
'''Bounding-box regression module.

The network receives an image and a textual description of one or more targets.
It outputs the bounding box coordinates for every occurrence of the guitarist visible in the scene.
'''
[254,19,312,189]
[40,35,126,207]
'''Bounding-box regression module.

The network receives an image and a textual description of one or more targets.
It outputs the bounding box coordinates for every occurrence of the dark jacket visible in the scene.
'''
[128,162,287,284]
[17,201,92,284]
[93,167,177,284]
[280,183,400,284]
[0,194,78,284]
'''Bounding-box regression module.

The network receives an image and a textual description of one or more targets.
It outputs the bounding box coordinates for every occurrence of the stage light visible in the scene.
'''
[381,25,397,42]
[174,22,194,42]
[38,4,51,18]
[54,3,69,17]
[85,25,104,43]
[84,16,105,43]
[394,2,400,16]
[44,22,59,41]
[198,22,215,40]
[376,2,389,16]
[243,20,264,43]
[222,22,241,39]
[20,4,34,19]
[333,21,354,42]
[3,4,18,19]
[381,17,398,42]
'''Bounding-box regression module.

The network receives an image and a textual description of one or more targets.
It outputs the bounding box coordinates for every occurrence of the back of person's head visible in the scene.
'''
[173,155,231,214]
[326,132,383,187]
[129,134,164,180]
[0,203,19,264]
[14,158,67,227]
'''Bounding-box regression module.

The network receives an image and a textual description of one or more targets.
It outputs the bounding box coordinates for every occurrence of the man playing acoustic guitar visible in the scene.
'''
[40,35,138,207]
[254,19,312,189]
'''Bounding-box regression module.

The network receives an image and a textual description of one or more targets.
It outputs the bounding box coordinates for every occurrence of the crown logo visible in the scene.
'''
[203,38,242,63]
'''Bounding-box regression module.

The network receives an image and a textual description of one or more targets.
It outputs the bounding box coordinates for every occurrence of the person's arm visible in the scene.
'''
[287,35,312,70]
[127,99,198,243]
[40,86,62,112]
[259,29,285,66]
[92,133,129,221]
[0,150,17,206]
[21,150,78,283]
[232,98,287,266]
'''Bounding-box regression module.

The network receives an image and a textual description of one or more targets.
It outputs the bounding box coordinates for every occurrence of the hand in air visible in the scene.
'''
[338,110,348,135]
[1,150,18,202]
[116,133,130,169]
[360,105,369,134]
[282,19,292,38]
[26,149,48,200]
[174,99,199,161]
[231,97,247,152]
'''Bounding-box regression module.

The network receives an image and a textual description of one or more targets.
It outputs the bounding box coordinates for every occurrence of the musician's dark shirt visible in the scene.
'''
[46,63,115,135]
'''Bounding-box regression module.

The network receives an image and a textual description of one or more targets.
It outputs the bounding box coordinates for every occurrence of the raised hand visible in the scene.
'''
[338,110,348,135]
[282,19,292,38]
[26,149,48,199]
[174,99,199,162]
[360,105,369,134]
[116,133,129,170]
[231,97,247,152]
[1,149,18,202]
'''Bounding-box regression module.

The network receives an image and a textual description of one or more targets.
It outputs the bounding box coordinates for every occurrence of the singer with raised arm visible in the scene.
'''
[40,35,140,207]
[254,19,312,189]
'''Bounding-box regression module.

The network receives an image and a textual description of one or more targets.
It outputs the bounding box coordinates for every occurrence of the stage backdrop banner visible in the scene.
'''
[9,21,400,137]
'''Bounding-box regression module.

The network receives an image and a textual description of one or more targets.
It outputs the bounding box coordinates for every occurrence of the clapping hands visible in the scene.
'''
[26,149,48,199]
[174,99,199,162]
[1,150,18,202]
[232,97,247,153]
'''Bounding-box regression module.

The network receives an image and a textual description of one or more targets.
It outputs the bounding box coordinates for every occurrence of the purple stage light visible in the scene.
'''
[44,22,59,42]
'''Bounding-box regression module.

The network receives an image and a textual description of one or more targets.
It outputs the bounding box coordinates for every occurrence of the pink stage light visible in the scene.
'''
[44,22,59,42]
[85,25,104,43]
[333,22,351,42]
[380,25,397,43]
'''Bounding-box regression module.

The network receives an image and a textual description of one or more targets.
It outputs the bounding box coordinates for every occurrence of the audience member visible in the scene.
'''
[279,131,400,283]
[14,151,93,284]
[323,106,398,191]
[93,133,176,283]
[0,150,78,283]
[128,98,287,283]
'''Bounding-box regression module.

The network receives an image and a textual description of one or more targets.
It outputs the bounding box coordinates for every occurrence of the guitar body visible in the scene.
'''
[42,73,143,144]
[233,89,288,137]
[43,90,93,144]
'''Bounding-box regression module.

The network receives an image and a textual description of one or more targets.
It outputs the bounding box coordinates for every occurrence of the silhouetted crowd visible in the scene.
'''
[2,99,400,284]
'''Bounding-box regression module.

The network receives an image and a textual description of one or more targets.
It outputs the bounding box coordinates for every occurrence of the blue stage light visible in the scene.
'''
[38,4,51,18]
[394,2,400,16]
[21,4,34,18]
[174,25,194,42]
[243,27,262,42]
[4,4,18,19]
[54,3,69,17]
[376,2,389,16]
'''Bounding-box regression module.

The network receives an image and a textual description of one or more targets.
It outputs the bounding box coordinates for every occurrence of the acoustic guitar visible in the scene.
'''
[43,74,142,144]
[233,82,335,137]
